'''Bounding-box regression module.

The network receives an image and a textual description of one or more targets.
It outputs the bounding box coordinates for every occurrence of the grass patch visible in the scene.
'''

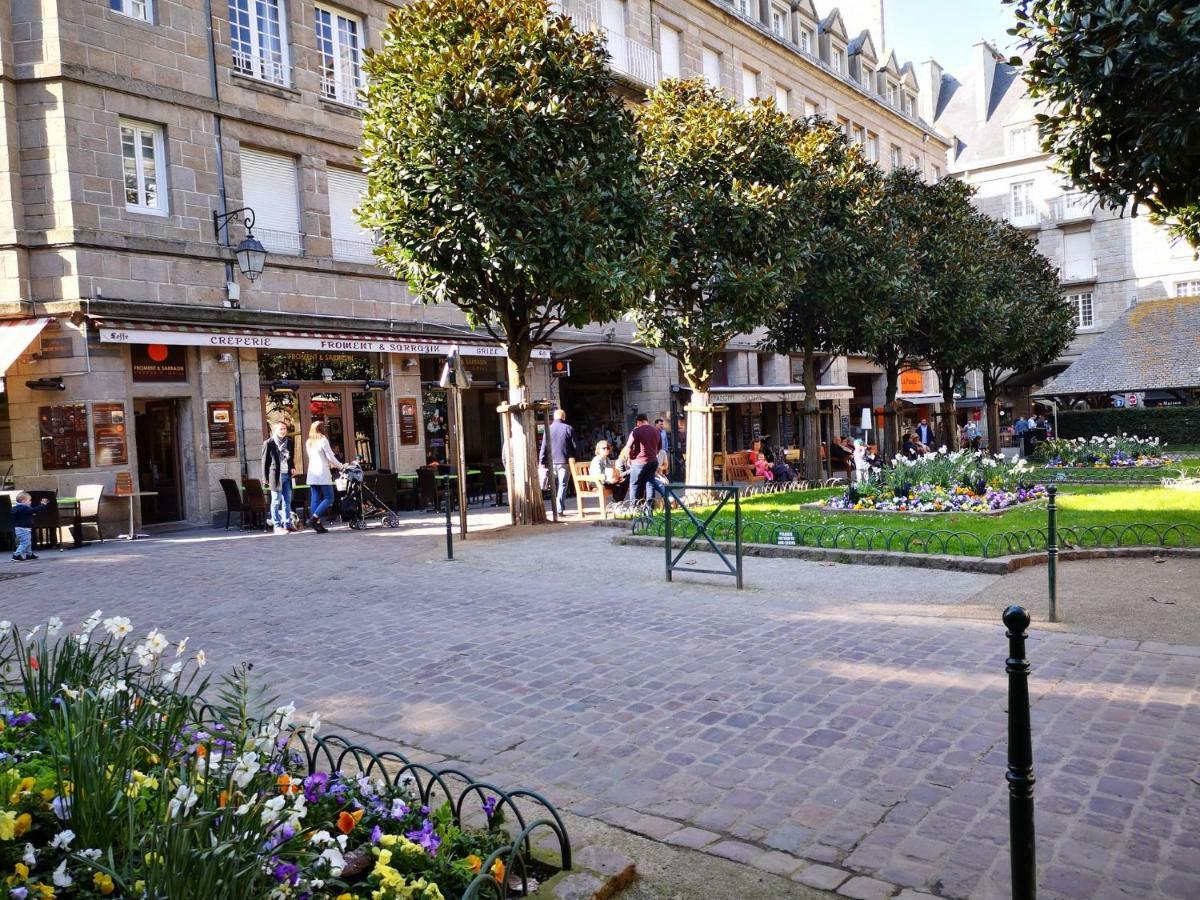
[641,485,1200,557]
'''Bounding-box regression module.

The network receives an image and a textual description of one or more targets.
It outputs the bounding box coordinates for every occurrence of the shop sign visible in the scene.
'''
[131,343,187,382]
[397,397,420,446]
[102,327,551,359]
[39,403,90,470]
[38,333,74,359]
[899,368,924,393]
[207,401,238,459]
[91,402,128,466]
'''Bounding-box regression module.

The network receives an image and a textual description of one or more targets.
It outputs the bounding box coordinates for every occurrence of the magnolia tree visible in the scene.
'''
[761,118,882,482]
[1008,0,1200,248]
[359,0,659,525]
[974,222,1075,444]
[633,80,816,486]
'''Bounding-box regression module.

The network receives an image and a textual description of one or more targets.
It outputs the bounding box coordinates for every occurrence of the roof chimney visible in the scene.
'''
[974,40,1000,121]
[919,58,943,122]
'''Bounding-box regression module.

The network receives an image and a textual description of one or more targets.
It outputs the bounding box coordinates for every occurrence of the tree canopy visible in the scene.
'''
[1009,0,1200,248]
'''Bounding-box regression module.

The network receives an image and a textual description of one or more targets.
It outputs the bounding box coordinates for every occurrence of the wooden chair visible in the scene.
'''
[417,467,447,512]
[241,478,269,530]
[721,450,754,482]
[28,490,60,550]
[569,458,608,519]
[724,461,765,486]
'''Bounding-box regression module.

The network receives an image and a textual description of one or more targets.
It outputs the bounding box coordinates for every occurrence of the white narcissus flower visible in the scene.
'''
[308,712,321,736]
[0,620,11,637]
[162,661,184,687]
[195,650,207,668]
[175,637,189,657]
[47,616,63,636]
[167,785,198,818]
[134,644,155,670]
[145,629,169,655]
[232,751,260,789]
[260,794,287,825]
[25,625,41,641]
[103,616,132,638]
[52,859,73,888]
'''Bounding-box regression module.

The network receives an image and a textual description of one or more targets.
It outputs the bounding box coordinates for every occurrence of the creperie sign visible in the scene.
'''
[100,328,552,359]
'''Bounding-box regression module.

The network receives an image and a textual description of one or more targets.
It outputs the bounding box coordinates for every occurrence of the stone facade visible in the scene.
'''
[0,0,948,530]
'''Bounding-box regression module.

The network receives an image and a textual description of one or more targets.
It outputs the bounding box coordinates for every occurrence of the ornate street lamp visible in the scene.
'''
[213,206,268,282]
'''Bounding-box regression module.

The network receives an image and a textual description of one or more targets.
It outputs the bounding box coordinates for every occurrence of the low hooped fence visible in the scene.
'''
[630,514,1200,560]
[294,731,571,899]
[1023,465,1185,485]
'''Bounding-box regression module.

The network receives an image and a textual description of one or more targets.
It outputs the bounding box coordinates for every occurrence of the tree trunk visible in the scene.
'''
[938,368,959,452]
[684,388,714,488]
[505,354,548,526]
[883,362,901,460]
[801,344,822,483]
[983,372,1001,456]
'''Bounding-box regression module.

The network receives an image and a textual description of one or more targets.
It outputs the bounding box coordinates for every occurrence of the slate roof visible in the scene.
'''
[1035,296,1200,395]
[932,50,1037,166]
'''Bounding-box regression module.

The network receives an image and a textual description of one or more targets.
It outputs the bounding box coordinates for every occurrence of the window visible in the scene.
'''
[599,0,629,73]
[799,28,813,53]
[733,0,752,17]
[120,120,167,214]
[328,168,373,263]
[741,66,759,104]
[702,47,722,88]
[774,84,789,113]
[851,124,865,146]
[909,153,919,168]
[1008,125,1038,156]
[930,165,941,182]
[886,83,898,106]
[660,25,681,80]
[110,0,150,22]
[1062,229,1094,281]
[1010,181,1035,221]
[315,5,362,106]
[803,100,818,118]
[240,148,301,254]
[902,94,914,116]
[228,0,289,85]
[1068,292,1094,329]
[832,48,846,74]
[865,133,878,163]
[771,5,789,38]
[890,145,902,168]
[1175,280,1200,298]
[860,65,872,89]
[838,117,850,137]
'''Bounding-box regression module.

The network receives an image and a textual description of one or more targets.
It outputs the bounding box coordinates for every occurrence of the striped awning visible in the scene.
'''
[0,317,51,375]
[93,319,551,359]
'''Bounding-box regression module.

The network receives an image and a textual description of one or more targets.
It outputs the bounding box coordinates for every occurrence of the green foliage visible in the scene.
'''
[631,80,817,388]
[359,0,659,374]
[1008,0,1200,248]
[1056,406,1200,444]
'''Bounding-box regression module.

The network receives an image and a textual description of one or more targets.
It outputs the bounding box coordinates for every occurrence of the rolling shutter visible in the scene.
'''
[240,148,301,254]
[327,168,373,263]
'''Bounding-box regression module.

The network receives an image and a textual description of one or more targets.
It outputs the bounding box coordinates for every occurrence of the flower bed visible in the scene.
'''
[0,615,567,900]
[819,449,1048,513]
[1034,434,1172,468]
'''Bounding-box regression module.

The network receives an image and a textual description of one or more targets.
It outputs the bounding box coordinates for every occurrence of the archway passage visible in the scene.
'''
[555,342,656,454]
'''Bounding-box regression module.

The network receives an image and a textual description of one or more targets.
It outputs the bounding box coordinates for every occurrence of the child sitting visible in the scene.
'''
[753,452,774,481]
[11,491,50,561]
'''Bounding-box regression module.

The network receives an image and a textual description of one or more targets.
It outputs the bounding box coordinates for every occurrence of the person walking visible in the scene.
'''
[261,420,296,534]
[624,413,661,503]
[539,408,576,516]
[10,492,49,561]
[305,420,343,533]
[964,418,981,450]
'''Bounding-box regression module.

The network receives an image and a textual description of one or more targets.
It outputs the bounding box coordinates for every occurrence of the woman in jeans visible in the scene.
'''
[305,420,343,533]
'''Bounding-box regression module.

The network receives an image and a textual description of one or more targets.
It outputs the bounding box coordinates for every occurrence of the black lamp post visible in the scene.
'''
[213,206,268,282]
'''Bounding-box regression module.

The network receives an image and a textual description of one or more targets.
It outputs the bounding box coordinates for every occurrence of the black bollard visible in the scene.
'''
[1046,486,1058,623]
[444,472,453,560]
[1003,605,1036,900]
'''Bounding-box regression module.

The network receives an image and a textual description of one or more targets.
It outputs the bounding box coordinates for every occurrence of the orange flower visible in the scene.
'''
[218,790,229,808]
[490,859,506,884]
[465,854,482,874]
[337,808,363,834]
[196,744,207,758]
[276,774,298,795]
[29,656,39,671]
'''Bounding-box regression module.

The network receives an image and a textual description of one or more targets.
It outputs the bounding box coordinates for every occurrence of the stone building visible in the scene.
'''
[0,0,946,531]
[929,42,1200,432]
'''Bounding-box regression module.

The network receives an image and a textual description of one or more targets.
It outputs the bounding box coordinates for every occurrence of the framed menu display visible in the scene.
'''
[397,397,419,446]
[207,401,237,459]
[39,403,91,470]
[91,402,129,466]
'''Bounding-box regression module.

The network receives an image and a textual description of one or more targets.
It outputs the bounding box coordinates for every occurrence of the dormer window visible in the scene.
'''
[860,65,872,89]
[832,47,846,74]
[902,94,914,116]
[799,28,813,53]
[733,0,752,17]
[771,4,789,38]
[886,83,898,106]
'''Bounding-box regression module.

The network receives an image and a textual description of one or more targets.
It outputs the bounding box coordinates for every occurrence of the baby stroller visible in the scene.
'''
[337,459,401,530]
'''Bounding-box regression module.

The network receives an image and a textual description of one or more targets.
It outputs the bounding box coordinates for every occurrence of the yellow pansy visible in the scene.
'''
[0,810,16,840]
[93,871,116,895]
[13,813,31,838]
[14,862,29,879]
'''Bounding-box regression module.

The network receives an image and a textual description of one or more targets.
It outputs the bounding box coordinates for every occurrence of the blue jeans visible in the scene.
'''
[628,462,655,502]
[310,484,335,520]
[14,526,32,558]
[270,477,293,529]
[553,463,568,514]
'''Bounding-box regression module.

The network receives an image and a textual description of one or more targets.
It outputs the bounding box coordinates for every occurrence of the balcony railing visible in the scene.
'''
[256,228,303,255]
[231,48,290,87]
[1049,192,1094,223]
[332,237,376,263]
[1060,259,1097,283]
[321,72,363,107]
[1008,210,1040,229]
[554,0,659,88]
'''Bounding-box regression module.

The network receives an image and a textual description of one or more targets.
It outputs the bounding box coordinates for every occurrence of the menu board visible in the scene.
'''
[39,403,91,470]
[92,402,129,466]
[207,401,238,459]
[397,397,419,446]
[39,333,74,359]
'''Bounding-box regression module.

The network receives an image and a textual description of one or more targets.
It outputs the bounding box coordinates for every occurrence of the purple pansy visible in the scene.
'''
[406,818,441,857]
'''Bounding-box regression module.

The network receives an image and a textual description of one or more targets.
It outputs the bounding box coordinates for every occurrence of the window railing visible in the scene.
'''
[1008,210,1040,228]
[554,0,658,88]
[1061,259,1097,283]
[1049,192,1094,223]
[332,238,376,263]
[321,72,363,107]
[256,228,303,255]
[231,48,290,87]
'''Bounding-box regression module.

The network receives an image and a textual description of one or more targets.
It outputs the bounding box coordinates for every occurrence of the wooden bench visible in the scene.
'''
[569,459,609,519]
[724,461,765,485]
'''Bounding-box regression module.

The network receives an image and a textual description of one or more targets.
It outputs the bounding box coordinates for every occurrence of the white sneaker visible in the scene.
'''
[273,526,287,535]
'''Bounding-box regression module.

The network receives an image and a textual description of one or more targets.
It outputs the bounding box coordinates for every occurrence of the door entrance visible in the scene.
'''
[134,398,184,523]
[296,386,382,471]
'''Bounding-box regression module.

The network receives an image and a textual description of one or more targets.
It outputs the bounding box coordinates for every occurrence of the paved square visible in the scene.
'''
[4,518,1198,899]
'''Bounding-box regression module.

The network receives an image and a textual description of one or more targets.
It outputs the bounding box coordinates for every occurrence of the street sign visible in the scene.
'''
[551,357,571,378]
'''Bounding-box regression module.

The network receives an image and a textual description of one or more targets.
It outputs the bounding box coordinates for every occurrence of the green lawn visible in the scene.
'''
[639,484,1200,558]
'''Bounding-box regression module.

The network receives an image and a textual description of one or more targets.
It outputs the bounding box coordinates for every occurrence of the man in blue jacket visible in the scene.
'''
[539,409,576,516]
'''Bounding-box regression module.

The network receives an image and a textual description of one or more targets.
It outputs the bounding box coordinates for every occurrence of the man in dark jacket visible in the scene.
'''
[539,409,576,516]
[624,413,661,503]
[261,420,296,534]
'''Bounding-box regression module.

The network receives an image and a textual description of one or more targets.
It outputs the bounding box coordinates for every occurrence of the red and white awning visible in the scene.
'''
[94,320,551,359]
[0,317,52,375]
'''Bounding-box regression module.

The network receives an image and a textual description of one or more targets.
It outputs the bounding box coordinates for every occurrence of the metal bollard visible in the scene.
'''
[444,472,453,560]
[1046,486,1058,623]
[1003,605,1036,900]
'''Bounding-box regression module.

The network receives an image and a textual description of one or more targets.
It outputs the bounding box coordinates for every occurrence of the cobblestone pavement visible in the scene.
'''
[4,517,1199,900]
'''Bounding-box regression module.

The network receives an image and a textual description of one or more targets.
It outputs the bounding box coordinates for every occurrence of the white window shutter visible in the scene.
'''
[702,47,721,88]
[742,67,758,103]
[327,168,373,263]
[1063,230,1093,280]
[660,26,680,79]
[240,148,301,254]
